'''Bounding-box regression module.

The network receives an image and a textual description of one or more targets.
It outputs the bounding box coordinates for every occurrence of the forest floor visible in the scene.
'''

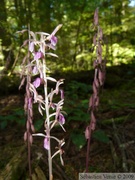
[0,63,135,180]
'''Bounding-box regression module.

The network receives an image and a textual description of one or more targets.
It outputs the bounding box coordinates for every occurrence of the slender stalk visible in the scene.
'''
[28,132,32,179]
[43,60,53,180]
[86,127,92,172]
[26,49,32,178]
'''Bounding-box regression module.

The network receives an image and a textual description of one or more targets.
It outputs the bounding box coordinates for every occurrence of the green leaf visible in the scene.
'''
[34,119,43,131]
[0,115,6,121]
[6,115,16,121]
[0,120,7,129]
[17,118,25,125]
[71,132,86,149]
[68,112,89,122]
[93,130,110,144]
[13,109,24,116]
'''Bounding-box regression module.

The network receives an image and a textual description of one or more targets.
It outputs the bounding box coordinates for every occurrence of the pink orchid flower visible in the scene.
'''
[33,77,41,88]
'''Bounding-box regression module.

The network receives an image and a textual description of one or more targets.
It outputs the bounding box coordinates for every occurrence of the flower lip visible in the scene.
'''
[50,35,57,46]
[44,137,49,150]
[33,77,41,88]
[58,113,65,125]
[34,51,43,60]
[32,66,38,74]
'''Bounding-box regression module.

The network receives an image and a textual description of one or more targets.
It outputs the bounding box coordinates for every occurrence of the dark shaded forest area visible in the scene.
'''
[0,0,135,180]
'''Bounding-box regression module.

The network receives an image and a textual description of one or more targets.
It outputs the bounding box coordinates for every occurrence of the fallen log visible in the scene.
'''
[0,145,48,180]
[0,145,27,180]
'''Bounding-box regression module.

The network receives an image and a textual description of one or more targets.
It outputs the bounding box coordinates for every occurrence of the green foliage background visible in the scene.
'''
[0,0,135,73]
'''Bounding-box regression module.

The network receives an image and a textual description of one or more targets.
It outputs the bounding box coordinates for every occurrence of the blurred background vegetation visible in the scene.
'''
[0,0,135,76]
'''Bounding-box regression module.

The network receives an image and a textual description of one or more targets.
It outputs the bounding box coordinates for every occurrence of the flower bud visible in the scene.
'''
[85,126,90,139]
[24,131,28,141]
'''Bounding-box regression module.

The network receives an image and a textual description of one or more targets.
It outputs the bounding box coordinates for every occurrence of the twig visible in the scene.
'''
[109,140,119,170]
[112,118,128,172]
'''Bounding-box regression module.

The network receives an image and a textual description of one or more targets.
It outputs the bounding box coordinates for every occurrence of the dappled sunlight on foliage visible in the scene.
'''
[108,43,135,65]
[0,0,135,73]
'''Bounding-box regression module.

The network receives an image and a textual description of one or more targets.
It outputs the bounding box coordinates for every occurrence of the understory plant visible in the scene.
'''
[19,24,65,180]
[85,8,106,172]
